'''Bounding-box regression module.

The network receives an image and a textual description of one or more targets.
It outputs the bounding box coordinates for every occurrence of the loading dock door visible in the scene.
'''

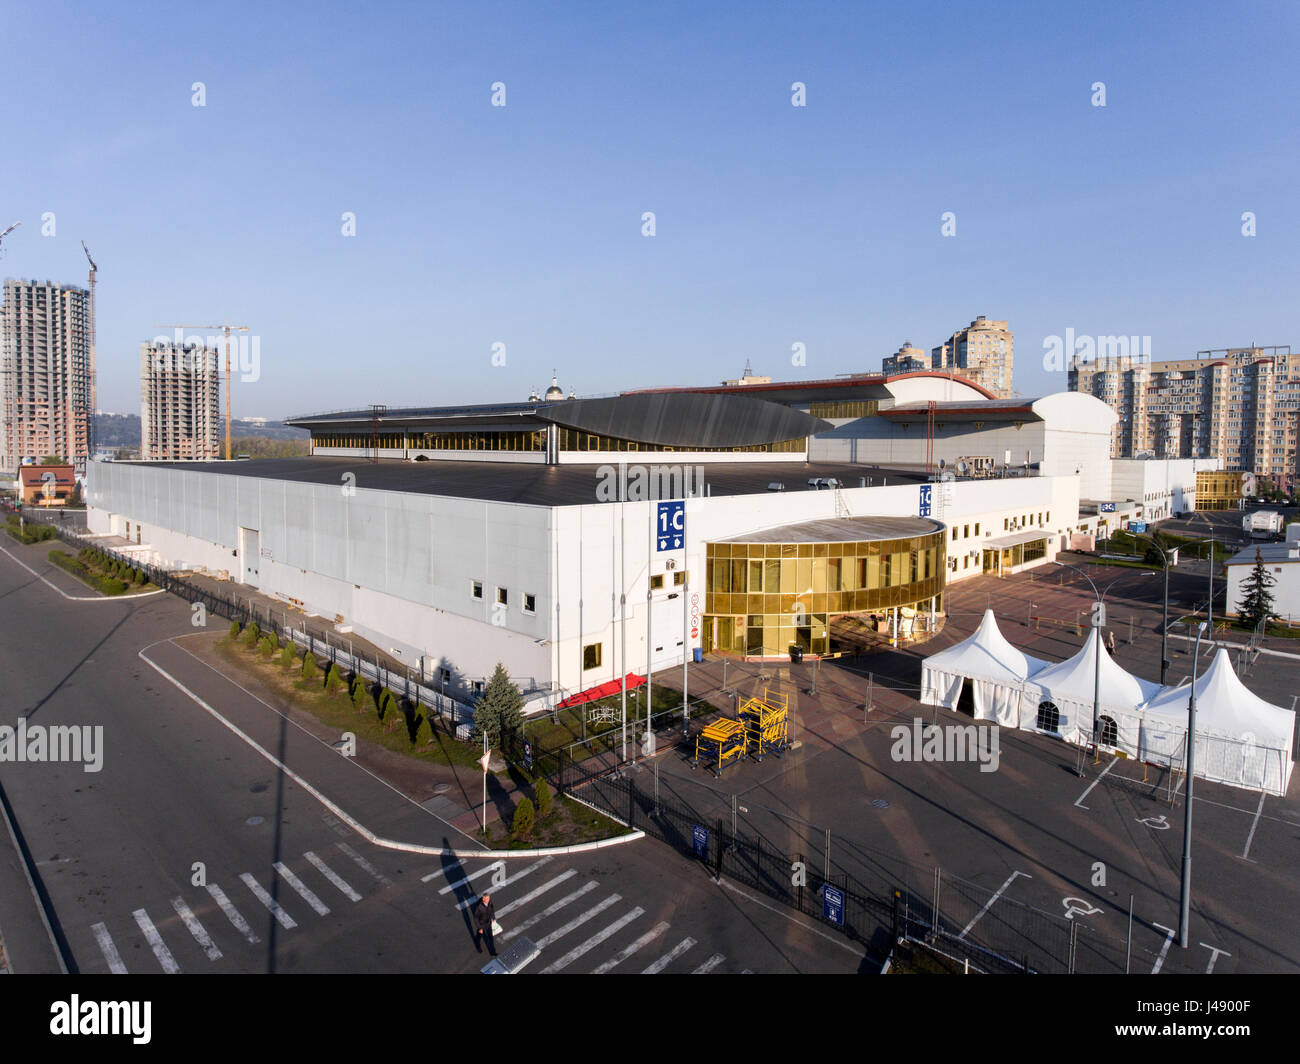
[239,527,260,588]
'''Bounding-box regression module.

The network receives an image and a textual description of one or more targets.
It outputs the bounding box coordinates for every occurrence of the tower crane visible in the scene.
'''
[82,242,98,429]
[0,221,19,257]
[155,322,250,460]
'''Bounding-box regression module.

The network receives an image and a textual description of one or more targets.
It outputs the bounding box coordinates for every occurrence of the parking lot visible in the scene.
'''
[649,559,1300,973]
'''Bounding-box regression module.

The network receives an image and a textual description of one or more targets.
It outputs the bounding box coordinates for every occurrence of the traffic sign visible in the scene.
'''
[822,884,845,927]
[691,824,708,859]
[656,500,684,551]
[523,740,533,773]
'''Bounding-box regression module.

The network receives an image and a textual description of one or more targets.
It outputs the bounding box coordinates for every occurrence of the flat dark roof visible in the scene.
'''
[114,457,928,507]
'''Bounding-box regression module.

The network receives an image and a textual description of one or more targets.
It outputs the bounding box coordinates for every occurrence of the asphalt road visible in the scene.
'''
[0,534,859,975]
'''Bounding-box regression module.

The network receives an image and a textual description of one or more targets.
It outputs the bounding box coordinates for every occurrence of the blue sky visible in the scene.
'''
[2,1,1297,417]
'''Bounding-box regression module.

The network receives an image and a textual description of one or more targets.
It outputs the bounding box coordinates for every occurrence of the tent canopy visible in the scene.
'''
[1029,628,1163,709]
[1144,648,1293,747]
[923,609,1049,685]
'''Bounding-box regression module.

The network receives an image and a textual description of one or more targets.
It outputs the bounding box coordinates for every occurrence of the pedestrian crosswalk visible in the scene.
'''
[87,845,377,974]
[429,857,734,975]
[85,847,737,975]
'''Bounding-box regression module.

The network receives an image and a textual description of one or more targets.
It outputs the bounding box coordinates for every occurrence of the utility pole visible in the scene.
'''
[1179,622,1208,948]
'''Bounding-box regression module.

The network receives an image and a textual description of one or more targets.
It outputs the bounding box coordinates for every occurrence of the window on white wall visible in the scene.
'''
[471,580,483,599]
[523,593,536,614]
[496,587,508,606]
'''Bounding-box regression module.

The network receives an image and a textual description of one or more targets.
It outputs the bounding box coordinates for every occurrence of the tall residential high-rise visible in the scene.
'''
[881,341,928,375]
[0,279,94,473]
[1069,345,1300,493]
[930,316,1014,397]
[140,341,222,460]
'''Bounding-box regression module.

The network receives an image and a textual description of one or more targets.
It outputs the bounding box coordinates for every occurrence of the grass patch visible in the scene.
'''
[887,940,973,975]
[6,516,56,545]
[47,549,153,595]
[1177,615,1300,639]
[214,637,486,770]
[478,793,627,849]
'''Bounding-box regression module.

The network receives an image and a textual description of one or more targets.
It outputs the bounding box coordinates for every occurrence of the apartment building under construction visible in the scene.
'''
[140,340,221,460]
[1069,346,1300,494]
[0,278,95,474]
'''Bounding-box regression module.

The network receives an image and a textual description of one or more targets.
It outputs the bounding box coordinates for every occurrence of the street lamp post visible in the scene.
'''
[1127,532,1219,684]
[1179,621,1208,948]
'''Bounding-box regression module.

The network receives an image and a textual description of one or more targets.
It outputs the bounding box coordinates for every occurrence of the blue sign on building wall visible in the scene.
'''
[919,484,932,517]
[657,500,684,551]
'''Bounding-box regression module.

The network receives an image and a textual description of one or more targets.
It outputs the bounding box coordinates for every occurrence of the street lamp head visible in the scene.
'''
[1197,621,1207,635]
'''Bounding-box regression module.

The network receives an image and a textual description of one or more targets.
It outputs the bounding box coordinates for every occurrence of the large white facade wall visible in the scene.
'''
[1109,457,1220,518]
[87,462,552,696]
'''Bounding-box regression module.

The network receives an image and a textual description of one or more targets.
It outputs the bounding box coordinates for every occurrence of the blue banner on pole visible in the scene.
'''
[822,884,845,927]
[657,500,685,551]
[692,824,709,859]
[523,740,533,772]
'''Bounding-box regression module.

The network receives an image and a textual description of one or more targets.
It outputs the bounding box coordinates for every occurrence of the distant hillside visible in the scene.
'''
[94,413,309,449]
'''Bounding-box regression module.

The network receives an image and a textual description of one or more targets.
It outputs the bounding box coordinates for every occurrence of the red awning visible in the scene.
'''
[556,673,646,710]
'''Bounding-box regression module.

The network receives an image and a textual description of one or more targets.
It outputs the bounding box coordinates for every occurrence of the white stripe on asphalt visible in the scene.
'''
[305,851,362,902]
[495,870,578,919]
[241,872,298,929]
[1151,922,1177,975]
[501,881,598,941]
[541,907,645,974]
[1074,757,1117,809]
[692,953,725,974]
[337,842,392,886]
[132,909,180,974]
[206,883,260,944]
[958,871,1031,940]
[432,860,503,892]
[641,937,696,974]
[591,921,669,974]
[273,862,330,916]
[1241,792,1266,860]
[171,897,222,961]
[535,895,621,949]
[91,922,128,974]
[456,857,553,911]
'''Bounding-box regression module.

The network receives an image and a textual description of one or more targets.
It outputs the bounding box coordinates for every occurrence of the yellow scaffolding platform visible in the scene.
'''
[692,718,748,778]
[739,689,790,762]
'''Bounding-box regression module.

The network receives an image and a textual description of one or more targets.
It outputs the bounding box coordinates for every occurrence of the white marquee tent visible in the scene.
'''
[1017,628,1163,750]
[1139,648,1295,797]
[921,609,1049,724]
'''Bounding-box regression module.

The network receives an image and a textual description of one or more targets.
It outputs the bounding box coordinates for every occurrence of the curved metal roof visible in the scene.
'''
[719,515,945,543]
[288,392,829,448]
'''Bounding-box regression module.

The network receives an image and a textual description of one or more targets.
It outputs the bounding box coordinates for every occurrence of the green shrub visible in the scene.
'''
[350,678,367,710]
[280,643,296,668]
[101,578,127,595]
[301,653,318,680]
[135,568,147,585]
[535,777,552,817]
[244,622,261,646]
[260,635,277,657]
[325,662,342,692]
[511,798,535,841]
[229,620,242,639]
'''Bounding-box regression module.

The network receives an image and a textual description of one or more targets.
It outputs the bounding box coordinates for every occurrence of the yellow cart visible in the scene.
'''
[692,718,748,778]
[739,689,790,762]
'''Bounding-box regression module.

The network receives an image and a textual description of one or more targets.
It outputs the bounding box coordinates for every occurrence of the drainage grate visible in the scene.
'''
[871,799,890,809]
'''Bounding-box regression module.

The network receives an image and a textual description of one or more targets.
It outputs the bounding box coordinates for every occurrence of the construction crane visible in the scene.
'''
[155,322,250,460]
[0,221,19,257]
[82,242,98,434]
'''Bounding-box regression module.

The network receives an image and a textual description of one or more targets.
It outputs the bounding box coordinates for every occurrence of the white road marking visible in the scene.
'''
[958,871,1031,940]
[337,842,391,886]
[714,877,867,958]
[91,922,128,974]
[1151,922,1177,974]
[502,881,599,941]
[274,861,330,916]
[1200,942,1231,974]
[1241,793,1266,860]
[692,953,726,974]
[541,907,645,973]
[206,883,260,943]
[535,895,621,949]
[456,857,553,911]
[171,897,222,961]
[591,921,669,974]
[495,870,578,918]
[431,860,503,892]
[304,852,362,902]
[1074,756,1117,809]
[241,872,298,929]
[132,909,180,974]
[641,937,696,974]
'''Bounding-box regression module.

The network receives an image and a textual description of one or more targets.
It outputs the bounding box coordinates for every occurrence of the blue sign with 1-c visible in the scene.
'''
[822,884,845,927]
[919,484,932,517]
[657,500,685,551]
[692,824,708,859]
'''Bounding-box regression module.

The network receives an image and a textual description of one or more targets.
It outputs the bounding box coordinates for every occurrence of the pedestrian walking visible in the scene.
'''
[473,892,498,956]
